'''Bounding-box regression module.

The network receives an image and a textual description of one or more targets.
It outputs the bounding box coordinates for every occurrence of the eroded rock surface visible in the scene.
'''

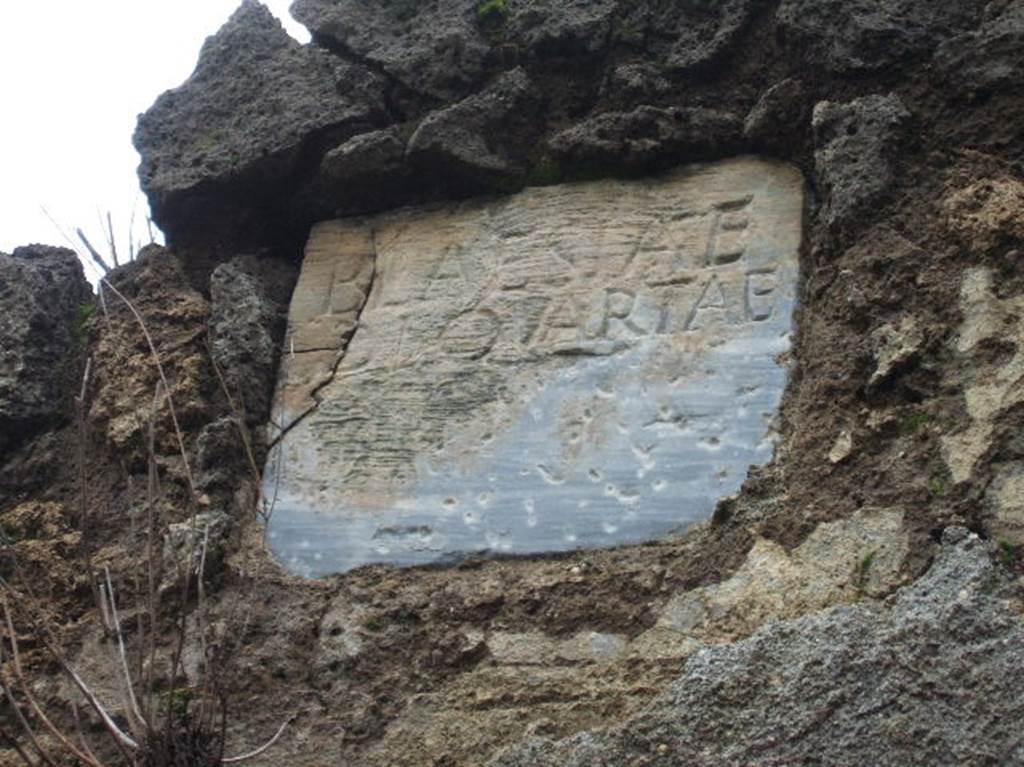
[776,0,979,73]
[209,254,297,423]
[812,93,911,231]
[0,245,90,451]
[133,0,387,243]
[491,531,1024,767]
[266,157,803,575]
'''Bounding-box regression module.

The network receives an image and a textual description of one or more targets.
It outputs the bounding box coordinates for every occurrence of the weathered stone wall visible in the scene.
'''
[1,0,1023,765]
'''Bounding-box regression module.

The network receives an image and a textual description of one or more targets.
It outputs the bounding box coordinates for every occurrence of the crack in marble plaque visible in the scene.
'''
[265,157,804,576]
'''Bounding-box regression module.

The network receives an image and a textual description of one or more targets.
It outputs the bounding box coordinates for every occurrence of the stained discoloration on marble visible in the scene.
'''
[265,157,804,576]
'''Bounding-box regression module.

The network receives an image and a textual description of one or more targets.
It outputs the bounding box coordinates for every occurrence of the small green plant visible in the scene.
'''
[476,0,508,22]
[900,410,931,436]
[997,538,1019,569]
[929,476,948,497]
[855,550,877,593]
[162,687,195,722]
[73,302,97,348]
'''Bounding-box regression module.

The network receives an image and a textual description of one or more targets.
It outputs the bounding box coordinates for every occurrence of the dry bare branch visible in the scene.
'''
[0,639,59,767]
[98,278,198,501]
[0,599,113,767]
[103,567,147,734]
[76,229,112,275]
[221,719,291,764]
[106,212,120,269]
[0,721,43,767]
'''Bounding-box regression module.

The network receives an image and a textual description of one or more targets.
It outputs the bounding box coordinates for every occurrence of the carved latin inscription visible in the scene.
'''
[266,157,804,576]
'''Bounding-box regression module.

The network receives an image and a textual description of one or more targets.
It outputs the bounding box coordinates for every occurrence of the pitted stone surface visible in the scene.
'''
[265,157,803,576]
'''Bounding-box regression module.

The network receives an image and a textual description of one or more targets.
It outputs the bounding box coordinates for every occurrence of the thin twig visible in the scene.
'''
[98,278,198,501]
[103,567,147,733]
[221,719,291,764]
[106,212,119,269]
[97,283,111,329]
[75,358,106,629]
[0,636,58,767]
[71,701,102,767]
[207,342,273,527]
[0,599,113,767]
[38,206,82,254]
[76,229,112,275]
[144,383,162,726]
[0,721,41,767]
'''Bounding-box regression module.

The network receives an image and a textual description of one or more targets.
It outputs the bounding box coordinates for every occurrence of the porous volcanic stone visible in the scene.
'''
[291,0,491,101]
[0,246,90,451]
[812,93,911,231]
[134,0,387,243]
[209,254,297,424]
[407,68,540,185]
[615,0,753,72]
[935,0,1024,94]
[776,0,979,73]
[491,531,1024,767]
[743,78,810,149]
[549,106,742,170]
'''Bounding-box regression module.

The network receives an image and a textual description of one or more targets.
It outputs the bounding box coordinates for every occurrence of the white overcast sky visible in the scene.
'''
[0,1,307,280]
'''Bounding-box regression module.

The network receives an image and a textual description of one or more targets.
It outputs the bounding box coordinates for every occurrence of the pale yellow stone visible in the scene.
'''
[631,507,908,652]
[942,268,1024,484]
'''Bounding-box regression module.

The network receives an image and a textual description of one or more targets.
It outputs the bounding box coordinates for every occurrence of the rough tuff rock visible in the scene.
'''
[88,247,212,462]
[548,105,742,170]
[776,0,978,73]
[290,0,492,102]
[868,316,924,389]
[935,0,1024,94]
[812,93,911,230]
[291,0,752,103]
[133,0,387,243]
[941,267,1024,486]
[408,67,540,184]
[507,0,619,58]
[209,254,296,423]
[944,171,1024,254]
[743,78,809,149]
[615,0,752,73]
[491,531,1024,767]
[0,246,90,451]
[315,126,411,211]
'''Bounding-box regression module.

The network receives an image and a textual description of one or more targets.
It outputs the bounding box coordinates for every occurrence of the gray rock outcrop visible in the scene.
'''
[133,0,387,243]
[776,0,979,72]
[291,0,492,102]
[407,68,539,184]
[209,254,296,423]
[812,93,912,231]
[549,106,742,170]
[0,246,91,451]
[492,530,1024,767]
[935,0,1024,94]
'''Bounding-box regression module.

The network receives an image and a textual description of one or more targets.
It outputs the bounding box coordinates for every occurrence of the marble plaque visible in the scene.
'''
[265,157,804,576]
